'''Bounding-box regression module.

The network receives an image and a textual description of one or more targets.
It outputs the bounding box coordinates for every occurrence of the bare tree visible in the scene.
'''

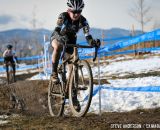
[30,5,43,55]
[129,0,152,33]
[31,5,37,30]
[9,36,21,53]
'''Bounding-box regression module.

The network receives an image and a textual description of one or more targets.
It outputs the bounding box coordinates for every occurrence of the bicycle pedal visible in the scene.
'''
[52,80,60,85]
[77,87,88,90]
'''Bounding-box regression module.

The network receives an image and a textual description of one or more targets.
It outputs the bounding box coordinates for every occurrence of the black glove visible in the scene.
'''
[89,39,96,47]
[90,39,101,48]
[95,39,101,48]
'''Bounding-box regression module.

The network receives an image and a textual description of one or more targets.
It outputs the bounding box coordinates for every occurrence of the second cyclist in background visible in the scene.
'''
[3,45,19,82]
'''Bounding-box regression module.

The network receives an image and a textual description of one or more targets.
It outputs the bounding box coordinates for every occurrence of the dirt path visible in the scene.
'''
[0,72,160,130]
[1,108,160,130]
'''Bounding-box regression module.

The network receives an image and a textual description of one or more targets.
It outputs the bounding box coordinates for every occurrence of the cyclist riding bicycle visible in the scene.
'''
[50,0,100,82]
[3,44,18,82]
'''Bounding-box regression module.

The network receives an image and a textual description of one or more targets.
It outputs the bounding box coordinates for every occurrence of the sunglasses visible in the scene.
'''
[71,10,82,14]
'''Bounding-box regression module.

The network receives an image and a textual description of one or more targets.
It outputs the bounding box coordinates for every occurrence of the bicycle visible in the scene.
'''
[48,40,100,117]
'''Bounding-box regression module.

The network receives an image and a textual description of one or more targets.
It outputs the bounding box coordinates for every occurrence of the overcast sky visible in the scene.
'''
[0,0,159,32]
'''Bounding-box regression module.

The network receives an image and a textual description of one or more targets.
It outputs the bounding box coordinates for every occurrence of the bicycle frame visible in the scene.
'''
[60,43,98,93]
[58,45,91,97]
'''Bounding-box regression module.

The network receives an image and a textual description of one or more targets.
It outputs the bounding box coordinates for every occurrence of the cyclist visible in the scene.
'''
[50,0,100,82]
[3,45,18,82]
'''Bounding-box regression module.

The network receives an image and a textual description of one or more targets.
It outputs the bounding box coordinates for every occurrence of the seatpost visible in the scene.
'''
[73,46,78,61]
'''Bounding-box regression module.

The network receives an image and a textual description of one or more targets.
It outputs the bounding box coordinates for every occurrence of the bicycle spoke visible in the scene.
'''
[50,93,64,98]
[48,81,64,117]
[69,60,93,117]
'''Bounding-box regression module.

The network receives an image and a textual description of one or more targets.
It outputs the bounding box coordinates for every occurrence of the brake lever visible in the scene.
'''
[93,46,98,62]
[93,39,101,62]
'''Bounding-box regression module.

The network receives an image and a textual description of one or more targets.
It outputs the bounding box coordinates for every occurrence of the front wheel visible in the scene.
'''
[69,60,93,117]
[48,80,65,117]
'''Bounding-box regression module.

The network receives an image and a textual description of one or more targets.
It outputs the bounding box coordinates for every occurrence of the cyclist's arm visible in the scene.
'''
[51,12,66,40]
[12,51,19,63]
[81,16,94,46]
[2,50,7,57]
[14,56,18,63]
[3,50,8,64]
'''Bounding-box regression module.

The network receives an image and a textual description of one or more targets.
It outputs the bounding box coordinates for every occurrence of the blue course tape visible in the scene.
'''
[77,36,132,45]
[0,29,160,74]
[0,55,43,62]
[92,85,160,96]
[0,63,43,73]
[0,29,160,62]
[83,86,100,101]
[101,86,160,92]
[18,55,43,61]
[78,29,160,55]
[83,85,160,102]
[98,47,160,57]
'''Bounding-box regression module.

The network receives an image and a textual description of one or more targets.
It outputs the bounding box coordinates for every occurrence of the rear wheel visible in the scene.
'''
[69,60,93,117]
[48,80,65,117]
[9,70,14,83]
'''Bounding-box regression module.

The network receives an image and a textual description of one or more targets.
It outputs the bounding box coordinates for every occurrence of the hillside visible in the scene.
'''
[0,28,142,45]
[0,28,142,57]
[0,28,51,45]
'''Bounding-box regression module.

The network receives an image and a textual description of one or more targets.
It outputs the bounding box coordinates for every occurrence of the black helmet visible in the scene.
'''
[7,44,13,49]
[67,0,84,11]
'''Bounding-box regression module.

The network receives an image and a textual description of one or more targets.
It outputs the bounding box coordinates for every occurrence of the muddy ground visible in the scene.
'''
[0,72,160,130]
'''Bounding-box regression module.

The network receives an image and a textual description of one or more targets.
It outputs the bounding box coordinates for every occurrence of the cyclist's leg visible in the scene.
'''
[5,64,9,83]
[51,39,63,82]
[12,62,16,82]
